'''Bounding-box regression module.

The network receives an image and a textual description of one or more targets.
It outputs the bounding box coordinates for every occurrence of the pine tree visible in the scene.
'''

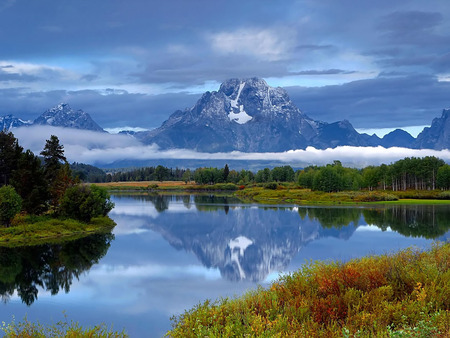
[0,131,23,186]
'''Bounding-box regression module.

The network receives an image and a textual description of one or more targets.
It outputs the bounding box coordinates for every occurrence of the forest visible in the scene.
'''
[0,131,113,227]
[97,157,450,192]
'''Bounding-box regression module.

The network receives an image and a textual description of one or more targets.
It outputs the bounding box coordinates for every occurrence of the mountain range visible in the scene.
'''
[136,78,450,151]
[1,78,449,152]
[1,103,104,132]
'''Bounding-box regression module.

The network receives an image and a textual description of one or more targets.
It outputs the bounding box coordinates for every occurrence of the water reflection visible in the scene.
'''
[363,205,450,238]
[0,233,114,305]
[127,194,449,282]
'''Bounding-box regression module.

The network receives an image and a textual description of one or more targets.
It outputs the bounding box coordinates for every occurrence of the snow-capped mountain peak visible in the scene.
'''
[33,103,105,132]
[0,114,32,131]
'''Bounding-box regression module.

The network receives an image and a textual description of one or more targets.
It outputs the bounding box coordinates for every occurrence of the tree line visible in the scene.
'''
[0,131,113,226]
[298,157,450,192]
[105,157,450,192]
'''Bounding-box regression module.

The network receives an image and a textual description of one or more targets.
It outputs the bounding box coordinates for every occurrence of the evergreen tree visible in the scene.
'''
[11,150,49,214]
[0,131,23,186]
[41,135,67,183]
[223,164,230,182]
[40,135,73,209]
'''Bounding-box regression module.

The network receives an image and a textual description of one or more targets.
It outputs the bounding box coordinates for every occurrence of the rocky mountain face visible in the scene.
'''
[139,78,322,152]
[0,103,104,133]
[137,77,433,151]
[0,115,31,131]
[414,109,450,150]
[33,103,105,132]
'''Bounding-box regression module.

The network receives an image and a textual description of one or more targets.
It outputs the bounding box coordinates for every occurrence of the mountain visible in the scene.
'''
[139,78,323,152]
[414,109,450,150]
[33,103,105,132]
[0,114,32,131]
[138,77,421,152]
[380,129,415,148]
[309,119,374,148]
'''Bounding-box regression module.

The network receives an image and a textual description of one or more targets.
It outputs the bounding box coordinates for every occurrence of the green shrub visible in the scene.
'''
[0,185,22,227]
[59,185,114,222]
[438,191,450,199]
[355,192,399,202]
[264,182,278,190]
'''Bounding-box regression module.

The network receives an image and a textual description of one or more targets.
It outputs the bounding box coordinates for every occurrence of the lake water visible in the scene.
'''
[0,194,448,337]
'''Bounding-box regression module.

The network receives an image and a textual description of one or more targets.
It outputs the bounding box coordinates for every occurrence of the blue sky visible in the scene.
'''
[1,0,450,135]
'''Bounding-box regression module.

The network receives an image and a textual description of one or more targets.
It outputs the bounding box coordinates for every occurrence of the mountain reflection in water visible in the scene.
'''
[0,233,114,305]
[120,194,450,282]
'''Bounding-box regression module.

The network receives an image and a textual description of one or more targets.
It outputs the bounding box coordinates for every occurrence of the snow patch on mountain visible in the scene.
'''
[230,81,245,109]
[227,81,253,124]
[228,105,253,124]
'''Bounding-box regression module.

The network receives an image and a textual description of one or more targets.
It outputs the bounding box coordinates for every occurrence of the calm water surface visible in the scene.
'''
[0,194,448,337]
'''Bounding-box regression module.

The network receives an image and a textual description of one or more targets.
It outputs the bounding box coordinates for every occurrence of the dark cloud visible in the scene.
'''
[0,69,39,82]
[286,74,450,128]
[0,0,449,133]
[378,11,443,40]
[0,88,197,129]
[291,69,356,76]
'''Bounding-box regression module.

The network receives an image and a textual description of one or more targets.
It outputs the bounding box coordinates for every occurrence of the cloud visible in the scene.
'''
[378,11,443,41]
[13,125,140,156]
[209,28,294,62]
[286,74,450,128]
[0,88,198,130]
[11,125,450,168]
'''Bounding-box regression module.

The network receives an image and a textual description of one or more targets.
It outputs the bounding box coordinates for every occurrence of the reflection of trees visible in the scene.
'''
[0,233,114,305]
[194,195,241,213]
[296,205,450,239]
[302,207,361,228]
[363,205,450,239]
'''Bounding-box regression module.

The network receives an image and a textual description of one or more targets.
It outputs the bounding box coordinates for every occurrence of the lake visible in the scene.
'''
[0,193,448,337]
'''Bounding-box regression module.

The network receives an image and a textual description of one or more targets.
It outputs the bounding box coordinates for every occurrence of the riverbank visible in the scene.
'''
[0,215,116,247]
[95,181,450,205]
[235,186,450,205]
[168,243,450,337]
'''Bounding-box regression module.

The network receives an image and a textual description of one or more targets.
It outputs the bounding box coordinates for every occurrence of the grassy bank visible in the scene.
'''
[168,243,450,337]
[235,186,450,205]
[0,214,116,247]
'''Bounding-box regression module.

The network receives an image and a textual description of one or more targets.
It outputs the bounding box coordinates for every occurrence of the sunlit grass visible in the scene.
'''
[1,313,127,337]
[0,214,116,247]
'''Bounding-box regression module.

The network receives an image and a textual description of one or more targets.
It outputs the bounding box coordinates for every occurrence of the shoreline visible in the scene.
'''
[0,215,116,247]
[95,181,450,206]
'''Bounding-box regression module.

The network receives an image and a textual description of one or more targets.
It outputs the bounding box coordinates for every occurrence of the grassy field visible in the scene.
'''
[0,215,116,247]
[96,180,191,188]
[168,243,450,337]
